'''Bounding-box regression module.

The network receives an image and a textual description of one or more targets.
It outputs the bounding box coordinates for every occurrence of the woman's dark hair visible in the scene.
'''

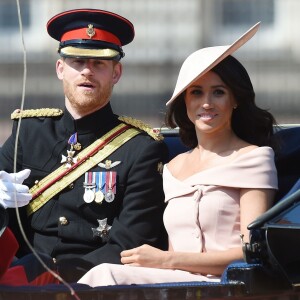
[165,55,278,150]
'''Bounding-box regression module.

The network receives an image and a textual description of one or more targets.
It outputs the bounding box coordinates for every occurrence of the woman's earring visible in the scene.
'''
[233,105,237,109]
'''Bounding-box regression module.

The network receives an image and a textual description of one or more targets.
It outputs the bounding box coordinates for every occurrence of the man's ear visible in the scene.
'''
[112,62,122,84]
[56,59,64,80]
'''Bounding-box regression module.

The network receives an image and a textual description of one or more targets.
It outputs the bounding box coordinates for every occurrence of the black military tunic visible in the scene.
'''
[0,103,168,280]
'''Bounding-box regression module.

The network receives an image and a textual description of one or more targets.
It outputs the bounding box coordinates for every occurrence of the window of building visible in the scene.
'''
[222,0,274,26]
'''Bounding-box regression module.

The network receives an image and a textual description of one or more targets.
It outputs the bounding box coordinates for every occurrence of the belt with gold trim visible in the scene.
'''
[27,123,140,215]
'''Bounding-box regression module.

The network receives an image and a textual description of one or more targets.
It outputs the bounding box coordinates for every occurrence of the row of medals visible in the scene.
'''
[83,184,115,204]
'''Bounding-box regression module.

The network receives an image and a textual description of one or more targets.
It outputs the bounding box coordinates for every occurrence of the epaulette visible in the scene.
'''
[118,116,163,141]
[11,108,63,120]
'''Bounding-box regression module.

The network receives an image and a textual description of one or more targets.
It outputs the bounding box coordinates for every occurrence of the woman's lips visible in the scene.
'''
[197,113,217,121]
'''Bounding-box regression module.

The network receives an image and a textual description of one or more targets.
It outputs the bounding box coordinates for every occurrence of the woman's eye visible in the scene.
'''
[190,89,202,95]
[214,89,225,96]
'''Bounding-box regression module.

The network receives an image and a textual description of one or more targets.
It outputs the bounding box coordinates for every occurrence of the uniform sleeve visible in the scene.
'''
[82,139,169,265]
[0,121,32,257]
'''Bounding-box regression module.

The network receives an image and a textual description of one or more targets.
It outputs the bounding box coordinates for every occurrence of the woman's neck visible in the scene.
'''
[196,129,237,154]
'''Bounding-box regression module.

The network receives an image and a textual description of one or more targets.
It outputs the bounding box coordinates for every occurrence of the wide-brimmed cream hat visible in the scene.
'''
[166,22,260,106]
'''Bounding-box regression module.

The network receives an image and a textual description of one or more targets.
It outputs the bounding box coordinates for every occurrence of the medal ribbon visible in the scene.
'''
[97,172,105,193]
[68,133,78,147]
[84,172,96,189]
[105,172,116,194]
[27,123,140,215]
[83,172,106,193]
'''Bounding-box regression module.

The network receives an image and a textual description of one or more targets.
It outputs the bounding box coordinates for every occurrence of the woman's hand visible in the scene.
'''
[120,244,167,268]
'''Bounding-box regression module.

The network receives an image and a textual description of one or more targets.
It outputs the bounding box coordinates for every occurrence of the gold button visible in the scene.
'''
[59,216,69,226]
[68,183,74,189]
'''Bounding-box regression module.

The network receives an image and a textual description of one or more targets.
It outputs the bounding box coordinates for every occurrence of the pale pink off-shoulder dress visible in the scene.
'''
[78,147,278,287]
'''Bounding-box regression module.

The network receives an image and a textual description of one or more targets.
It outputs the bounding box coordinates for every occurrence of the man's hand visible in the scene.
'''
[0,169,32,209]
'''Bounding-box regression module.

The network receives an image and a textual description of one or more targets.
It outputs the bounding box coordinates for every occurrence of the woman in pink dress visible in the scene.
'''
[78,22,278,287]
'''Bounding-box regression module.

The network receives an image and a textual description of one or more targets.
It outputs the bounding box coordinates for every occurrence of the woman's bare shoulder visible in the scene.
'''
[236,144,258,156]
[167,151,190,172]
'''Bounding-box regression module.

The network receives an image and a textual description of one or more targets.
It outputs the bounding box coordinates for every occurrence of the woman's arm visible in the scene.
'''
[121,244,242,276]
[121,187,276,276]
[240,188,275,243]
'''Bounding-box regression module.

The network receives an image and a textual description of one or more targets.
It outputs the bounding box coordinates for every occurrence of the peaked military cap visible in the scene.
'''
[47,8,135,60]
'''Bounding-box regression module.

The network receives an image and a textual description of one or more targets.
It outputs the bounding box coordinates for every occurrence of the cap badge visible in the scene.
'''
[86,24,96,39]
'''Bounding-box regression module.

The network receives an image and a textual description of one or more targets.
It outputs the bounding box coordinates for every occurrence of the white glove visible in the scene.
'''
[0,169,32,209]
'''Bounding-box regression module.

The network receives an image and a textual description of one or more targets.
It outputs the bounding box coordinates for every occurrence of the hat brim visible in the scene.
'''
[166,22,260,106]
[60,47,121,60]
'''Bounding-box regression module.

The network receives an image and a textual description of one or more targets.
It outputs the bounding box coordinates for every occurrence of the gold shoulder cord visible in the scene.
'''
[118,116,163,141]
[11,108,63,119]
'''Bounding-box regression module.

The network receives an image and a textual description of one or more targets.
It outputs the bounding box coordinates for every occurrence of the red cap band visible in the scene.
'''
[61,28,121,46]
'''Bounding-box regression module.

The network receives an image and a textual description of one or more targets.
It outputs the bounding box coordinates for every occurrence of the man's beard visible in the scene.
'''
[64,82,113,115]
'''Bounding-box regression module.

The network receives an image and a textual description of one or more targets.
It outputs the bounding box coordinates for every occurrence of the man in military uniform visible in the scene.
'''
[0,9,168,282]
